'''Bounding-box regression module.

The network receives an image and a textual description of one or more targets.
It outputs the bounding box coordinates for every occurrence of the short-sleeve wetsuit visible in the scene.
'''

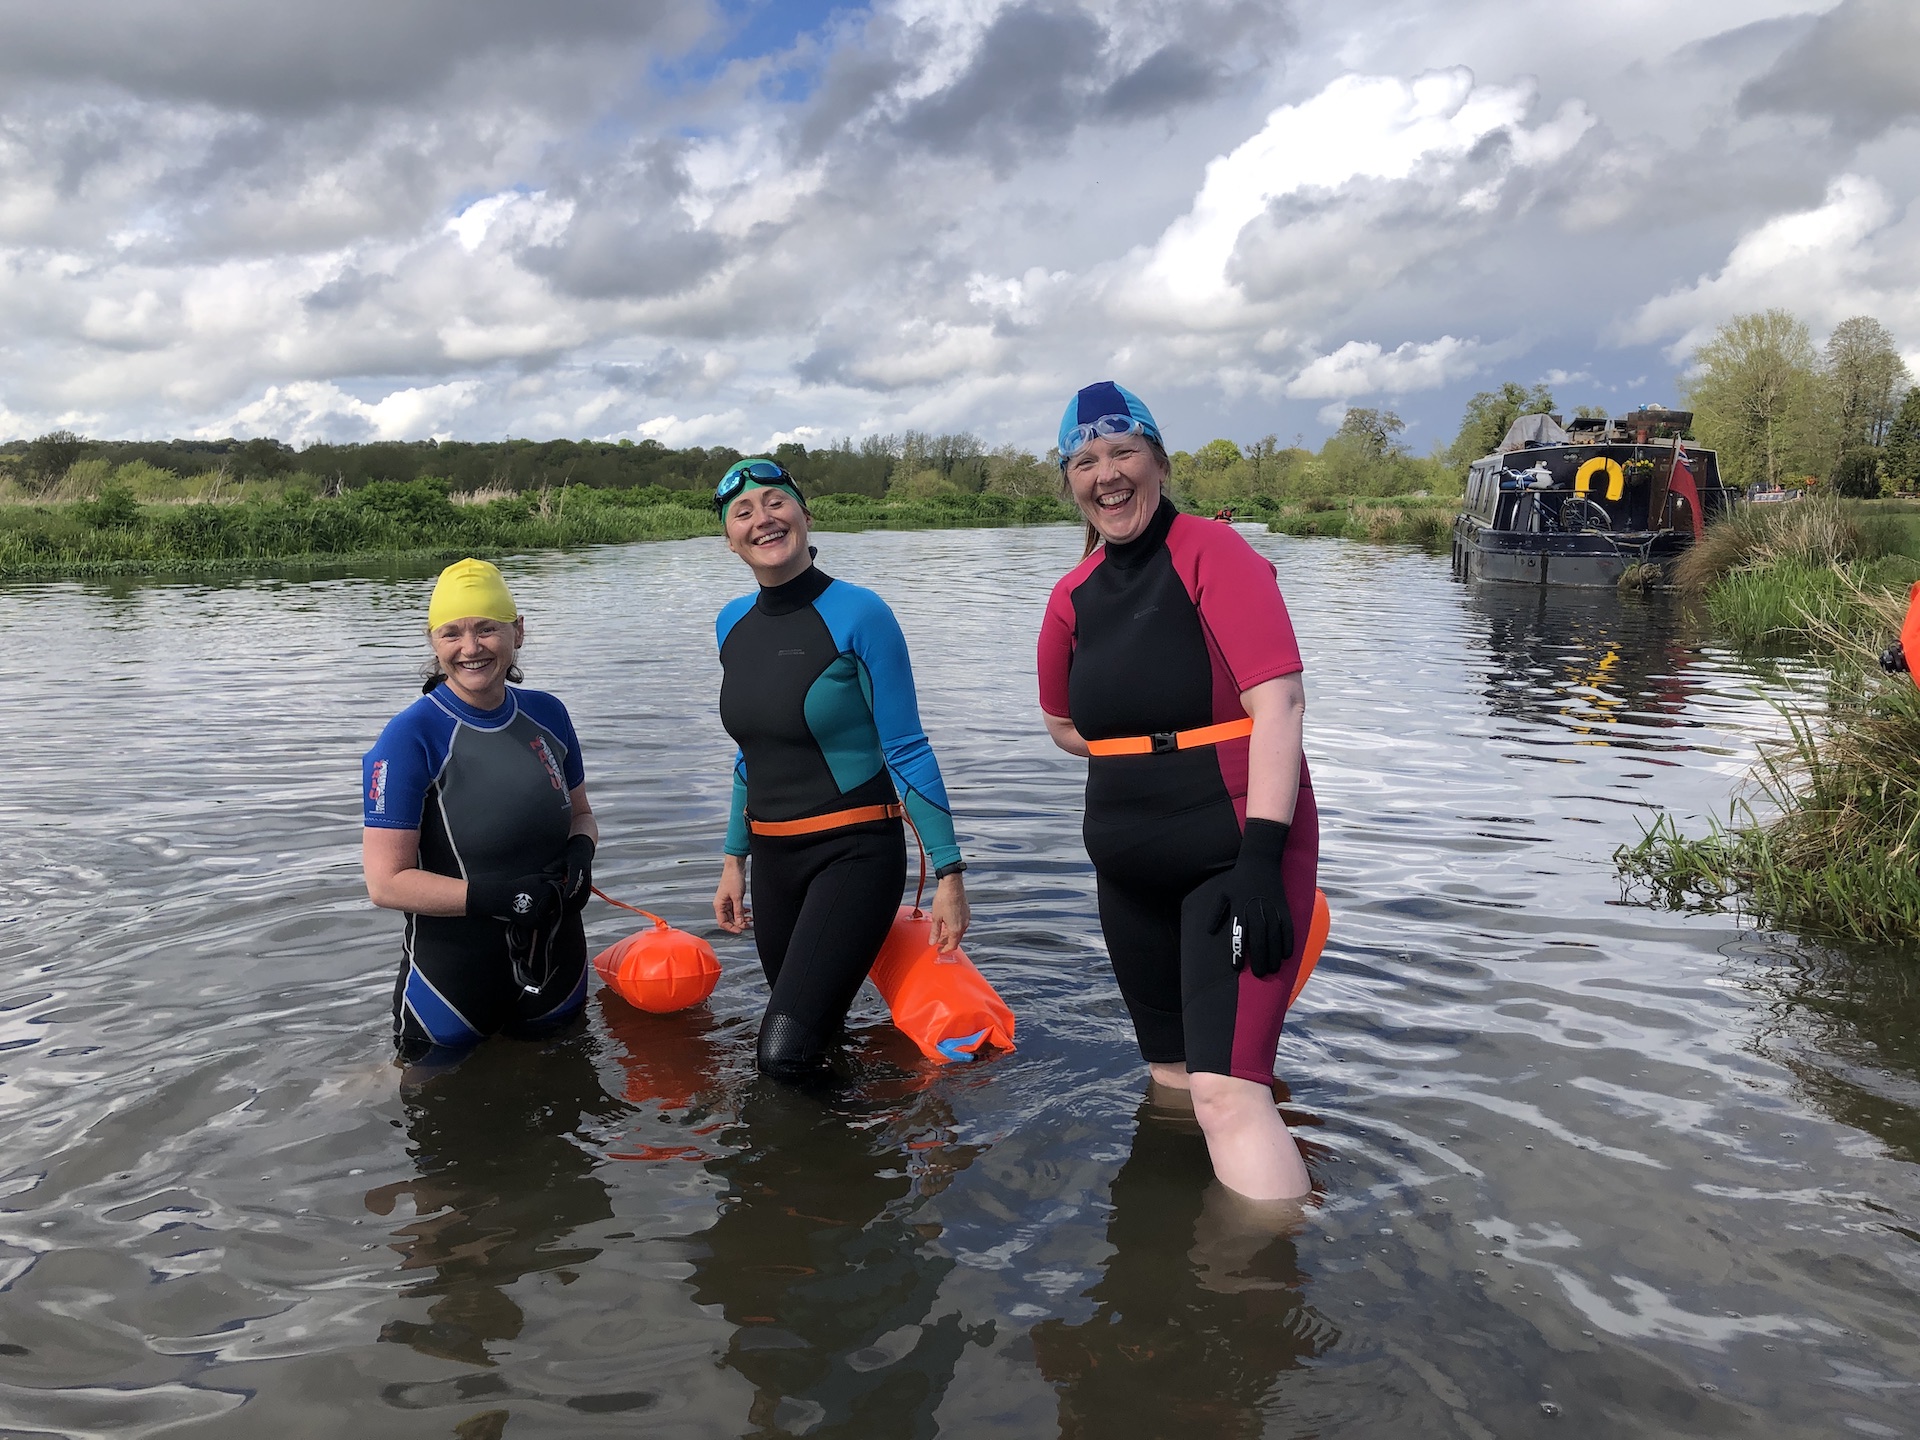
[1037,497,1319,1084]
[363,684,589,1058]
[717,564,962,1073]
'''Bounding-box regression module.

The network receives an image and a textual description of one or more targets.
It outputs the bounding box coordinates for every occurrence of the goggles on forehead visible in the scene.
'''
[715,458,804,512]
[1060,413,1160,461]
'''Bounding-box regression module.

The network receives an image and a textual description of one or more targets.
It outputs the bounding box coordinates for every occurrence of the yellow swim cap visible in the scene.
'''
[427,558,518,632]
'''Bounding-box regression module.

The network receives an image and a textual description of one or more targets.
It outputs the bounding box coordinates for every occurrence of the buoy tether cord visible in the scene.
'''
[591,886,668,929]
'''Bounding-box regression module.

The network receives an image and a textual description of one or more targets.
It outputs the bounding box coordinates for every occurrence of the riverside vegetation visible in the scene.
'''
[1616,304,1920,944]
[0,398,1494,578]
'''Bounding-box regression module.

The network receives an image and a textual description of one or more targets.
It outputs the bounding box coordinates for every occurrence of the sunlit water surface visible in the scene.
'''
[1,527,1917,1438]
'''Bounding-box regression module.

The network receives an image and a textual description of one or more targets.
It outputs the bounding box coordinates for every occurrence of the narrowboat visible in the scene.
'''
[1450,406,1739,587]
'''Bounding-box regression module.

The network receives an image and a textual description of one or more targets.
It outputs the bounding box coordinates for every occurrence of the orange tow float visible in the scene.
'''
[590,889,721,1013]
[587,857,1330,1052]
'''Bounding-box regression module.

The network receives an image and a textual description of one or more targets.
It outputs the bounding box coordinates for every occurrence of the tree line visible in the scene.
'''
[0,430,1059,502]
[17,318,1909,514]
[1684,310,1915,496]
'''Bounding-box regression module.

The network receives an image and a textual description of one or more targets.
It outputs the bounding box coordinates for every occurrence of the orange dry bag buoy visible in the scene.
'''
[1291,889,1332,1006]
[590,889,721,1014]
[870,905,1016,1063]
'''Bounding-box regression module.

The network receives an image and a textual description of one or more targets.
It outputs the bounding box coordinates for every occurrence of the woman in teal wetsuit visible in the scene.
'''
[709,459,970,1076]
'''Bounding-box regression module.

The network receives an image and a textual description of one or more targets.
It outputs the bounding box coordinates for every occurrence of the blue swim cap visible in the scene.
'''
[1057,381,1162,464]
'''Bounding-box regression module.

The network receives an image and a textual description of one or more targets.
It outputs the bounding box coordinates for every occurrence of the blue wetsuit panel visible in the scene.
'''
[716,567,960,871]
[361,685,588,1054]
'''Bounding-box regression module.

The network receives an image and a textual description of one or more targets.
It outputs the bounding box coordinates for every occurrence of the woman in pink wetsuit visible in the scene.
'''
[1037,381,1319,1201]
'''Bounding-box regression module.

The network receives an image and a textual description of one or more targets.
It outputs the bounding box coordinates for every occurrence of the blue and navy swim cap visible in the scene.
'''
[1057,381,1162,465]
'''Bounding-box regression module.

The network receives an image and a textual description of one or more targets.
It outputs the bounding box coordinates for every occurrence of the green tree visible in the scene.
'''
[1830,449,1883,500]
[22,429,87,495]
[1446,383,1555,472]
[1685,309,1820,489]
[1885,388,1920,492]
[1822,315,1910,460]
[1335,407,1406,459]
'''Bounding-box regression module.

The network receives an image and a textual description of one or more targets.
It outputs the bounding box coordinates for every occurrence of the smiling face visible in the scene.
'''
[723,485,813,585]
[429,615,524,709]
[1064,432,1167,545]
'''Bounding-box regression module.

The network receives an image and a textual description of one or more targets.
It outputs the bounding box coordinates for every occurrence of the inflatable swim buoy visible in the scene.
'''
[869,906,1015,1063]
[592,906,721,1014]
[1575,455,1626,503]
[1291,889,1331,1006]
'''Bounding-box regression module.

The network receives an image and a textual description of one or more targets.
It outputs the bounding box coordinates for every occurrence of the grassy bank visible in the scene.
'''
[1257,493,1455,549]
[1617,581,1920,945]
[0,479,1075,579]
[1676,496,1920,648]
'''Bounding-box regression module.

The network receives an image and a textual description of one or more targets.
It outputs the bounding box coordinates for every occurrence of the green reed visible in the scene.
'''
[1617,579,1920,944]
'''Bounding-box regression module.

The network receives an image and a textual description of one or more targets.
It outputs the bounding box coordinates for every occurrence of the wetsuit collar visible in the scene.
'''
[428,683,519,729]
[1101,494,1178,571]
[756,563,833,616]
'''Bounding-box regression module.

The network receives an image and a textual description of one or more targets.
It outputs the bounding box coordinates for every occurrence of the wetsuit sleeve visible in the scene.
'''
[1037,574,1078,716]
[843,591,963,872]
[361,702,445,830]
[1187,522,1303,690]
[725,756,750,857]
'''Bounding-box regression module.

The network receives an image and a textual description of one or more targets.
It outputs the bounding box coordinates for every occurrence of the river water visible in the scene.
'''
[1,526,1916,1439]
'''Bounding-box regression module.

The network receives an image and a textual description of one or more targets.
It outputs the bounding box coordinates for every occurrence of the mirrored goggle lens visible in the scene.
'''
[1061,414,1146,457]
[715,460,792,502]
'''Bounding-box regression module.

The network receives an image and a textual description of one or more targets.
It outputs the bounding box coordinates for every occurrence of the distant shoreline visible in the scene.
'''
[0,481,1486,582]
[0,483,1080,582]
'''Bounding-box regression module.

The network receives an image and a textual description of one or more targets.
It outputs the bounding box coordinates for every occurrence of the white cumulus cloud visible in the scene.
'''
[1285,336,1482,400]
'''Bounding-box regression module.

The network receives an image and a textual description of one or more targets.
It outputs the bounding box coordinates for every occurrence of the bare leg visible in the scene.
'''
[1148,1060,1191,1091]
[1189,1072,1310,1200]
[1189,1181,1307,1292]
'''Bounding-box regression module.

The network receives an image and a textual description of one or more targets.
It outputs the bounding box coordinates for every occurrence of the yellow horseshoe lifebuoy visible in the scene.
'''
[1575,456,1625,502]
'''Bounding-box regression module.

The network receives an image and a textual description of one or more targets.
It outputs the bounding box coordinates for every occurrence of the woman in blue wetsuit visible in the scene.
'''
[709,459,970,1077]
[362,559,600,1062]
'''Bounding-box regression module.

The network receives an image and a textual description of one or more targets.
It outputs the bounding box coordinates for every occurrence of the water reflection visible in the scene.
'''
[1751,941,1920,1165]
[365,1029,620,1368]
[1032,1104,1332,1438]
[689,1081,987,1437]
[1465,583,1701,746]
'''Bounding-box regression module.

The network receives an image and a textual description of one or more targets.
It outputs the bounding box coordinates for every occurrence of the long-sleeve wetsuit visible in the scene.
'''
[363,685,589,1059]
[717,564,961,1073]
[1037,497,1319,1083]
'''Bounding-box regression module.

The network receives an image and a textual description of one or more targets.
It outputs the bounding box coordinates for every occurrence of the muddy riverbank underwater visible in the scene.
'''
[1,527,1917,1436]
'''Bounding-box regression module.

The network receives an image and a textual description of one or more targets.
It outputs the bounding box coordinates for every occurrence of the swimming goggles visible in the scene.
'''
[715,458,804,512]
[1060,413,1161,460]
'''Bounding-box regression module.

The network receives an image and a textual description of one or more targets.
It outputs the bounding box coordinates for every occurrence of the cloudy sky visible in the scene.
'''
[1,0,1916,456]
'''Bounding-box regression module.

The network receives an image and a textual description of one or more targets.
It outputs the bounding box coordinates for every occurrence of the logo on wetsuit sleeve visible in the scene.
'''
[529,736,566,792]
[368,760,388,815]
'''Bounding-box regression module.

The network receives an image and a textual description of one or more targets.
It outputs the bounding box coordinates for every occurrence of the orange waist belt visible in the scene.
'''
[748,802,904,837]
[1085,717,1254,757]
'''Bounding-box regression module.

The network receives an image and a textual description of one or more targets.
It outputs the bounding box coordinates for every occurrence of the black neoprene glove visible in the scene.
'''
[1206,818,1295,979]
[467,872,563,931]
[562,834,596,911]
[1880,643,1909,675]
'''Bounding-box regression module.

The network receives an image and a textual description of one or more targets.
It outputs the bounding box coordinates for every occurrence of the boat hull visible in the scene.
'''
[1451,517,1691,588]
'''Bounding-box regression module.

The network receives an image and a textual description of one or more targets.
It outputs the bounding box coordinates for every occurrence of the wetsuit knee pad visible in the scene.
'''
[757,1011,831,1077]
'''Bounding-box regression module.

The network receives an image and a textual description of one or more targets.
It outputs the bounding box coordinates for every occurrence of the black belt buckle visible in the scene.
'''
[1148,731,1178,755]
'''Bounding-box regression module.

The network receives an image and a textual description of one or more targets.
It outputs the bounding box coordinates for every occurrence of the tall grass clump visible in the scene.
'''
[1263,494,1453,550]
[1617,579,1920,944]
[1671,495,1920,647]
[1672,494,1864,594]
